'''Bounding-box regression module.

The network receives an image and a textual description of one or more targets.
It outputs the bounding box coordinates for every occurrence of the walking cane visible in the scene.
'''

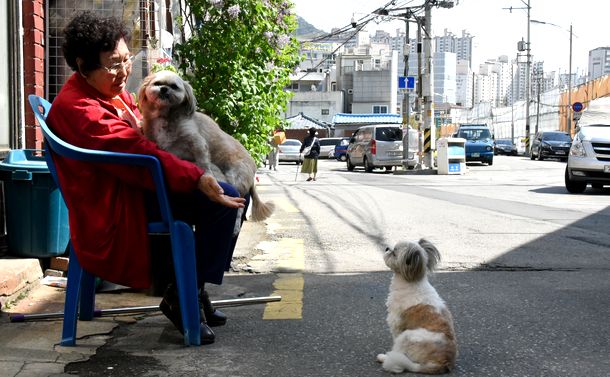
[294,154,302,181]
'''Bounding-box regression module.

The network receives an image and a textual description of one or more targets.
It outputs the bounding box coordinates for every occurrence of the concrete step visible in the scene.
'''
[0,258,43,310]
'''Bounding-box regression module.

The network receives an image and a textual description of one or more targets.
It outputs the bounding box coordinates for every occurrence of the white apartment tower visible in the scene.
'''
[588,47,610,80]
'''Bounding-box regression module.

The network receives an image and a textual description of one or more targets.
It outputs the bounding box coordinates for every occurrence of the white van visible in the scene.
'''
[565,96,610,193]
[346,125,404,172]
[318,137,344,159]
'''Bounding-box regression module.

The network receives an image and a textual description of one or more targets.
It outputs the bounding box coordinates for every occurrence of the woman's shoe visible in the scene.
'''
[159,285,215,344]
[306,177,313,181]
[200,290,227,327]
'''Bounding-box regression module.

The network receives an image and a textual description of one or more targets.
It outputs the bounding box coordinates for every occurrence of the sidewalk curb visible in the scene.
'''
[0,259,43,310]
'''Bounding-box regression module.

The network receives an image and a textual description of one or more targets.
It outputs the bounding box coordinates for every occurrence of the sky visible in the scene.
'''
[292,0,610,76]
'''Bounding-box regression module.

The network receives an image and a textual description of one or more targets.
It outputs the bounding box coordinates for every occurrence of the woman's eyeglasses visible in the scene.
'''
[99,55,135,74]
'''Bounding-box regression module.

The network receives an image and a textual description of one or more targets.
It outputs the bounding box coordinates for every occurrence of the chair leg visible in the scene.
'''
[170,221,201,346]
[61,244,82,346]
[78,269,96,321]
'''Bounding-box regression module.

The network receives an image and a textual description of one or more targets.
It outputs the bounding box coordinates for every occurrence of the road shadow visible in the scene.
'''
[531,185,610,195]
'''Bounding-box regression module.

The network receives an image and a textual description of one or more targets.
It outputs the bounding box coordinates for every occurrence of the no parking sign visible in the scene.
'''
[572,102,583,112]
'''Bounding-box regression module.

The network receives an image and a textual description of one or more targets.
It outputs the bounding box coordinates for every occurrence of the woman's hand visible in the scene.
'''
[197,174,246,208]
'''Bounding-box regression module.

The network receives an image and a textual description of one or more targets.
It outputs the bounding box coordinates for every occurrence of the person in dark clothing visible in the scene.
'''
[300,127,321,181]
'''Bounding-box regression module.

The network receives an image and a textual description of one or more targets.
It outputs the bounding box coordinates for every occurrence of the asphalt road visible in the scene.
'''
[65,156,610,376]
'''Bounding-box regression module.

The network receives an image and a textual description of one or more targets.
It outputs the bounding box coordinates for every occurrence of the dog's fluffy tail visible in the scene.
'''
[249,185,274,221]
[378,351,450,374]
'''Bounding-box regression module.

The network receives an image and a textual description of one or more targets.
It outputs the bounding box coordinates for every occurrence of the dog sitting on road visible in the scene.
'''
[376,238,457,374]
[138,70,274,231]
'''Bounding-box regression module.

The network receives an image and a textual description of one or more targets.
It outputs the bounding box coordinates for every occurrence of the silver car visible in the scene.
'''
[277,139,303,164]
[565,96,610,193]
[346,125,403,172]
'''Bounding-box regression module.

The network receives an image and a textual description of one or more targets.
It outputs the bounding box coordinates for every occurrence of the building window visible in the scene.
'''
[321,109,329,115]
[289,83,299,91]
[373,105,388,114]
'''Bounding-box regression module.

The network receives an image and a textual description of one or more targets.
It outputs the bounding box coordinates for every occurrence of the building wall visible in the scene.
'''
[433,52,456,104]
[23,0,45,149]
[285,91,343,123]
[588,47,610,81]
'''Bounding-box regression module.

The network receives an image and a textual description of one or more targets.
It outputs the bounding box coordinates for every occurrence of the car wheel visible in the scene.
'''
[537,151,544,161]
[487,159,493,166]
[564,166,587,194]
[339,154,347,162]
[530,151,535,160]
[364,157,373,173]
[385,166,393,171]
[347,157,355,171]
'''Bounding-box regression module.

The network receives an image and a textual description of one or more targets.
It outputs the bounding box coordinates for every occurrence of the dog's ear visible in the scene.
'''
[418,238,440,271]
[181,77,197,116]
[397,242,426,282]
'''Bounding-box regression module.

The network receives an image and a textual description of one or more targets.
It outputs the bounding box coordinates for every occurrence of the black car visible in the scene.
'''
[530,131,572,161]
[494,139,518,155]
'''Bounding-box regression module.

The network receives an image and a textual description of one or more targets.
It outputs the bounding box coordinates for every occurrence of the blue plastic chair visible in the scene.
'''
[28,95,202,346]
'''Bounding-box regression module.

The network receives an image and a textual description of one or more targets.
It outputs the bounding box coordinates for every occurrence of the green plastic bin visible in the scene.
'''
[0,149,70,258]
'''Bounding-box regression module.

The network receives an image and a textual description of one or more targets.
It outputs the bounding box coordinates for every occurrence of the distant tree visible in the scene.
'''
[175,0,301,163]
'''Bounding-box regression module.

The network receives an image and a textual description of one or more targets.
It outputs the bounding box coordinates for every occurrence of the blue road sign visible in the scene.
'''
[572,102,583,112]
[398,76,415,90]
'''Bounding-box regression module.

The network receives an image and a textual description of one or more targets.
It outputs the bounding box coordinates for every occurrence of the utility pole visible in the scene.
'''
[511,56,515,144]
[417,16,424,167]
[402,17,411,170]
[535,68,541,135]
[525,0,531,156]
[567,24,573,135]
[422,1,434,169]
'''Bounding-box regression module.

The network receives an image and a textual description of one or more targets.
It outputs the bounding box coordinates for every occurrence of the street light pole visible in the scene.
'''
[525,0,531,156]
[529,19,575,135]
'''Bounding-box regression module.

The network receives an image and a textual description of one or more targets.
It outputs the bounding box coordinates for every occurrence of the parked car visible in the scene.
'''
[530,131,572,161]
[565,96,610,193]
[331,137,351,161]
[494,138,518,155]
[346,125,403,172]
[318,137,344,159]
[455,124,494,165]
[277,139,303,164]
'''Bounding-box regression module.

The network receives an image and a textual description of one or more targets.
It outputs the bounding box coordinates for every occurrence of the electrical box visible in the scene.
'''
[437,137,466,175]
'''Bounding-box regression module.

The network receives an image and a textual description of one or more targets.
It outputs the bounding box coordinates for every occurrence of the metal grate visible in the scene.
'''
[46,0,161,100]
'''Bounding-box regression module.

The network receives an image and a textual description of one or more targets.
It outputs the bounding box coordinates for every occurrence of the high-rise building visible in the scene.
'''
[588,47,610,80]
[456,59,473,108]
[434,29,474,68]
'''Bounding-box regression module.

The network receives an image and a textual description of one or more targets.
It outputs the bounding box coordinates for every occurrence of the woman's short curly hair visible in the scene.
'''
[62,11,131,74]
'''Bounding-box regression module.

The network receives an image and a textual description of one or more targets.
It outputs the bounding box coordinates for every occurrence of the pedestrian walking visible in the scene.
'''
[268,129,283,171]
[299,127,320,181]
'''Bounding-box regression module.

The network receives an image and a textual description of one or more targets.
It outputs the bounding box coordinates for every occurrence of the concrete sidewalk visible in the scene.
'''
[0,172,274,377]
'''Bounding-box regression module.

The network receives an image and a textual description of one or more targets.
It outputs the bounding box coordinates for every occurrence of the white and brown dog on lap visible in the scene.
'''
[377,238,457,374]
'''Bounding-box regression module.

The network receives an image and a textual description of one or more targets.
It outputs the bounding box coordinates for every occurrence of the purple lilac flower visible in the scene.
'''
[276,35,290,49]
[227,4,240,18]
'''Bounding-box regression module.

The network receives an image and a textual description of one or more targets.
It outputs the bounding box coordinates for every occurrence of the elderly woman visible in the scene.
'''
[46,11,246,344]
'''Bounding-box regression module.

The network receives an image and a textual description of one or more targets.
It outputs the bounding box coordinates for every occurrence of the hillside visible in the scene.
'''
[296,16,326,39]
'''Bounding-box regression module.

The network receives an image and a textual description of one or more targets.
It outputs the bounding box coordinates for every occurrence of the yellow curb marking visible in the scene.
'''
[263,273,304,320]
[263,238,304,320]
